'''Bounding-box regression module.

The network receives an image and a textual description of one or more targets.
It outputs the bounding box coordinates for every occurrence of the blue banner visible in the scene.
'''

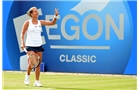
[3,0,137,74]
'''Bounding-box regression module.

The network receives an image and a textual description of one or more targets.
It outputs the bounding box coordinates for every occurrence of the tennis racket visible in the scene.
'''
[24,48,40,69]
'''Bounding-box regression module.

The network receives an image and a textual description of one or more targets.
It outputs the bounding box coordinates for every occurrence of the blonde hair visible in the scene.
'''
[27,6,36,17]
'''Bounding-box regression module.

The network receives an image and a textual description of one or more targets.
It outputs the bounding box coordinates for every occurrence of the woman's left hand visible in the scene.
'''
[55,8,59,16]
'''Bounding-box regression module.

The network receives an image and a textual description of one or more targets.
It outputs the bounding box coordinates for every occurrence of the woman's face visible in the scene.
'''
[31,8,39,18]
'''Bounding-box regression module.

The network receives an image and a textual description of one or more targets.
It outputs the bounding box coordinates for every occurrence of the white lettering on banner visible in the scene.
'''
[49,14,124,50]
[61,14,124,40]
[47,14,124,41]
[60,54,96,63]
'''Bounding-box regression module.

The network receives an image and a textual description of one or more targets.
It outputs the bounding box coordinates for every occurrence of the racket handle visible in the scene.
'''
[24,48,28,53]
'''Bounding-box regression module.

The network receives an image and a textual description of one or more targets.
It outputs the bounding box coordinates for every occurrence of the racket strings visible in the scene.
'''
[28,53,40,68]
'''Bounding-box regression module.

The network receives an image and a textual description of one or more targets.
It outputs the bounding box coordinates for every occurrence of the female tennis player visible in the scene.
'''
[20,6,59,87]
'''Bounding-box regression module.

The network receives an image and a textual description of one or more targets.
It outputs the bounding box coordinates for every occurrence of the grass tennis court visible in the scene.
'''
[2,71,136,90]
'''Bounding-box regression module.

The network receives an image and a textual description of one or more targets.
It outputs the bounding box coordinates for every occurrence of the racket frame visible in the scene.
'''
[24,48,40,69]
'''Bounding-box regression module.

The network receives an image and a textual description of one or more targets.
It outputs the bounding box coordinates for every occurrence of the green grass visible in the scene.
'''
[2,71,136,90]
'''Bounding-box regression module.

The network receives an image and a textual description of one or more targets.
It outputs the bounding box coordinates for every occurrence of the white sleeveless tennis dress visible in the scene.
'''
[25,19,42,47]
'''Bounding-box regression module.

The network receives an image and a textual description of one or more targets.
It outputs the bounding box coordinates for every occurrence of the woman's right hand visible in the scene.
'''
[21,43,25,50]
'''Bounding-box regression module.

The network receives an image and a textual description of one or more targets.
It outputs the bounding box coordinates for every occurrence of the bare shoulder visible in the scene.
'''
[23,20,29,27]
[40,20,44,23]
[24,20,29,25]
[40,20,45,25]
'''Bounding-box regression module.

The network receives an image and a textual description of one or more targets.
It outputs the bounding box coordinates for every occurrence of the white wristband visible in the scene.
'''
[54,15,58,19]
[23,48,28,53]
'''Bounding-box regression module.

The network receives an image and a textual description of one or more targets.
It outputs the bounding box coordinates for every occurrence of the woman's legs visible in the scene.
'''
[33,52,42,86]
[27,65,32,75]
[24,51,43,86]
[24,51,35,85]
[27,51,35,75]
[35,52,42,80]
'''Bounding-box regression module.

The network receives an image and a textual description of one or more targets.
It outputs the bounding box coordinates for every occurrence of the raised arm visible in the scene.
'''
[20,20,29,50]
[40,8,59,26]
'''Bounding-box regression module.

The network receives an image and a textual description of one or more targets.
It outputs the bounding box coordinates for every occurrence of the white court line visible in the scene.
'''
[2,71,136,78]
